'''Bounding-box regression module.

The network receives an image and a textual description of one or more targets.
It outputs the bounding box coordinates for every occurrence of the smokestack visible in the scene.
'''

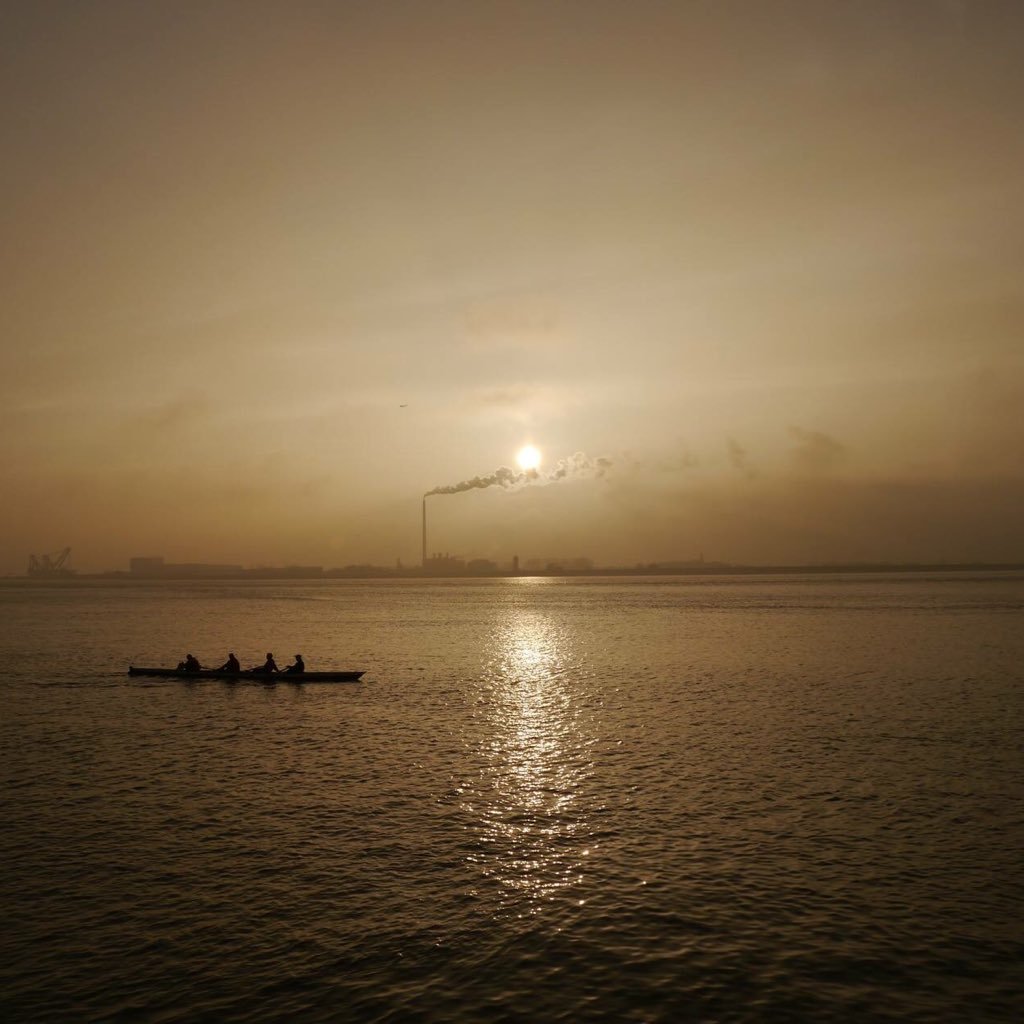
[422,497,427,568]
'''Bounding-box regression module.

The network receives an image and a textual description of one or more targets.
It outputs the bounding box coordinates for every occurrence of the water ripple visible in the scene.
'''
[1,575,1022,1020]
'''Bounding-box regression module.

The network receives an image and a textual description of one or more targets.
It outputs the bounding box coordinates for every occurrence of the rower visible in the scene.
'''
[284,654,305,674]
[217,653,241,672]
[184,654,202,673]
[253,652,279,674]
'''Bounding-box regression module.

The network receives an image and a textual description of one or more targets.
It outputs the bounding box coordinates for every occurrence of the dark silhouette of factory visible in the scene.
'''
[423,552,494,575]
[127,557,325,579]
[42,503,1007,581]
[21,550,1019,581]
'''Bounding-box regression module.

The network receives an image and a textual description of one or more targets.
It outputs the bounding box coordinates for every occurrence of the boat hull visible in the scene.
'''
[128,666,364,682]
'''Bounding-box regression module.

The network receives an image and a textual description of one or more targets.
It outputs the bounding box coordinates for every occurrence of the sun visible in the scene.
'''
[516,444,542,471]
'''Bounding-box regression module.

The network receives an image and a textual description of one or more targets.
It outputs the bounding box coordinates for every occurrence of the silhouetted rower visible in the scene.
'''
[284,654,305,674]
[253,652,279,674]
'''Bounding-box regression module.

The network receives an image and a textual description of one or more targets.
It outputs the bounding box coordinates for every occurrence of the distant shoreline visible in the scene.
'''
[5,562,1024,583]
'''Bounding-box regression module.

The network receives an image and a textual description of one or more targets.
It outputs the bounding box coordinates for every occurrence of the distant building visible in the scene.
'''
[242,565,323,579]
[327,563,400,578]
[128,557,246,578]
[165,562,245,578]
[423,552,465,575]
[524,556,593,572]
[467,558,498,573]
[129,556,165,576]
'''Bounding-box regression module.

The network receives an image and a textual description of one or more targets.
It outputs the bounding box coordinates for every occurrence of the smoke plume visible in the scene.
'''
[425,452,612,497]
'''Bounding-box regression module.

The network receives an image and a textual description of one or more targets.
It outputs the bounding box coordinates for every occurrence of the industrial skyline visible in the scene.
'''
[13,546,1022,583]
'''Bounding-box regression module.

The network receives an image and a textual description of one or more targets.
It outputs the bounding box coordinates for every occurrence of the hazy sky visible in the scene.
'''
[3,0,1022,572]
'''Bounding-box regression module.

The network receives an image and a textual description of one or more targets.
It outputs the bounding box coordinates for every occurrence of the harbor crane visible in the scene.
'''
[27,547,73,577]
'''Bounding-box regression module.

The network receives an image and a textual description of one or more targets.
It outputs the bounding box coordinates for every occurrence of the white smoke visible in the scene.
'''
[425,452,612,497]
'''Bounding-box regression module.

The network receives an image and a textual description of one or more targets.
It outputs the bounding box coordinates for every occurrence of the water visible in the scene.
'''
[2,573,1022,1022]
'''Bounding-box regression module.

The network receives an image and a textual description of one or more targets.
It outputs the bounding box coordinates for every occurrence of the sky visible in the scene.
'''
[2,0,1022,573]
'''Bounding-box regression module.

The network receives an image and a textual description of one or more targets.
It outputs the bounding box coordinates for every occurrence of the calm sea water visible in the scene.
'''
[1,573,1022,1022]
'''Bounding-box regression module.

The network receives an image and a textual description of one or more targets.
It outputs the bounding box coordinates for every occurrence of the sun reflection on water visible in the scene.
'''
[466,604,595,916]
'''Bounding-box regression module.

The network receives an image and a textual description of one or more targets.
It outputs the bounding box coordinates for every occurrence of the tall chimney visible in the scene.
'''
[422,497,427,568]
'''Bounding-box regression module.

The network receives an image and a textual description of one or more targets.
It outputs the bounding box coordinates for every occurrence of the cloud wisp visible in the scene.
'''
[788,426,848,473]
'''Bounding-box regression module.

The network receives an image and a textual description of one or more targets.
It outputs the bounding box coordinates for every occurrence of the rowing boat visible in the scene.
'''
[128,666,364,682]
